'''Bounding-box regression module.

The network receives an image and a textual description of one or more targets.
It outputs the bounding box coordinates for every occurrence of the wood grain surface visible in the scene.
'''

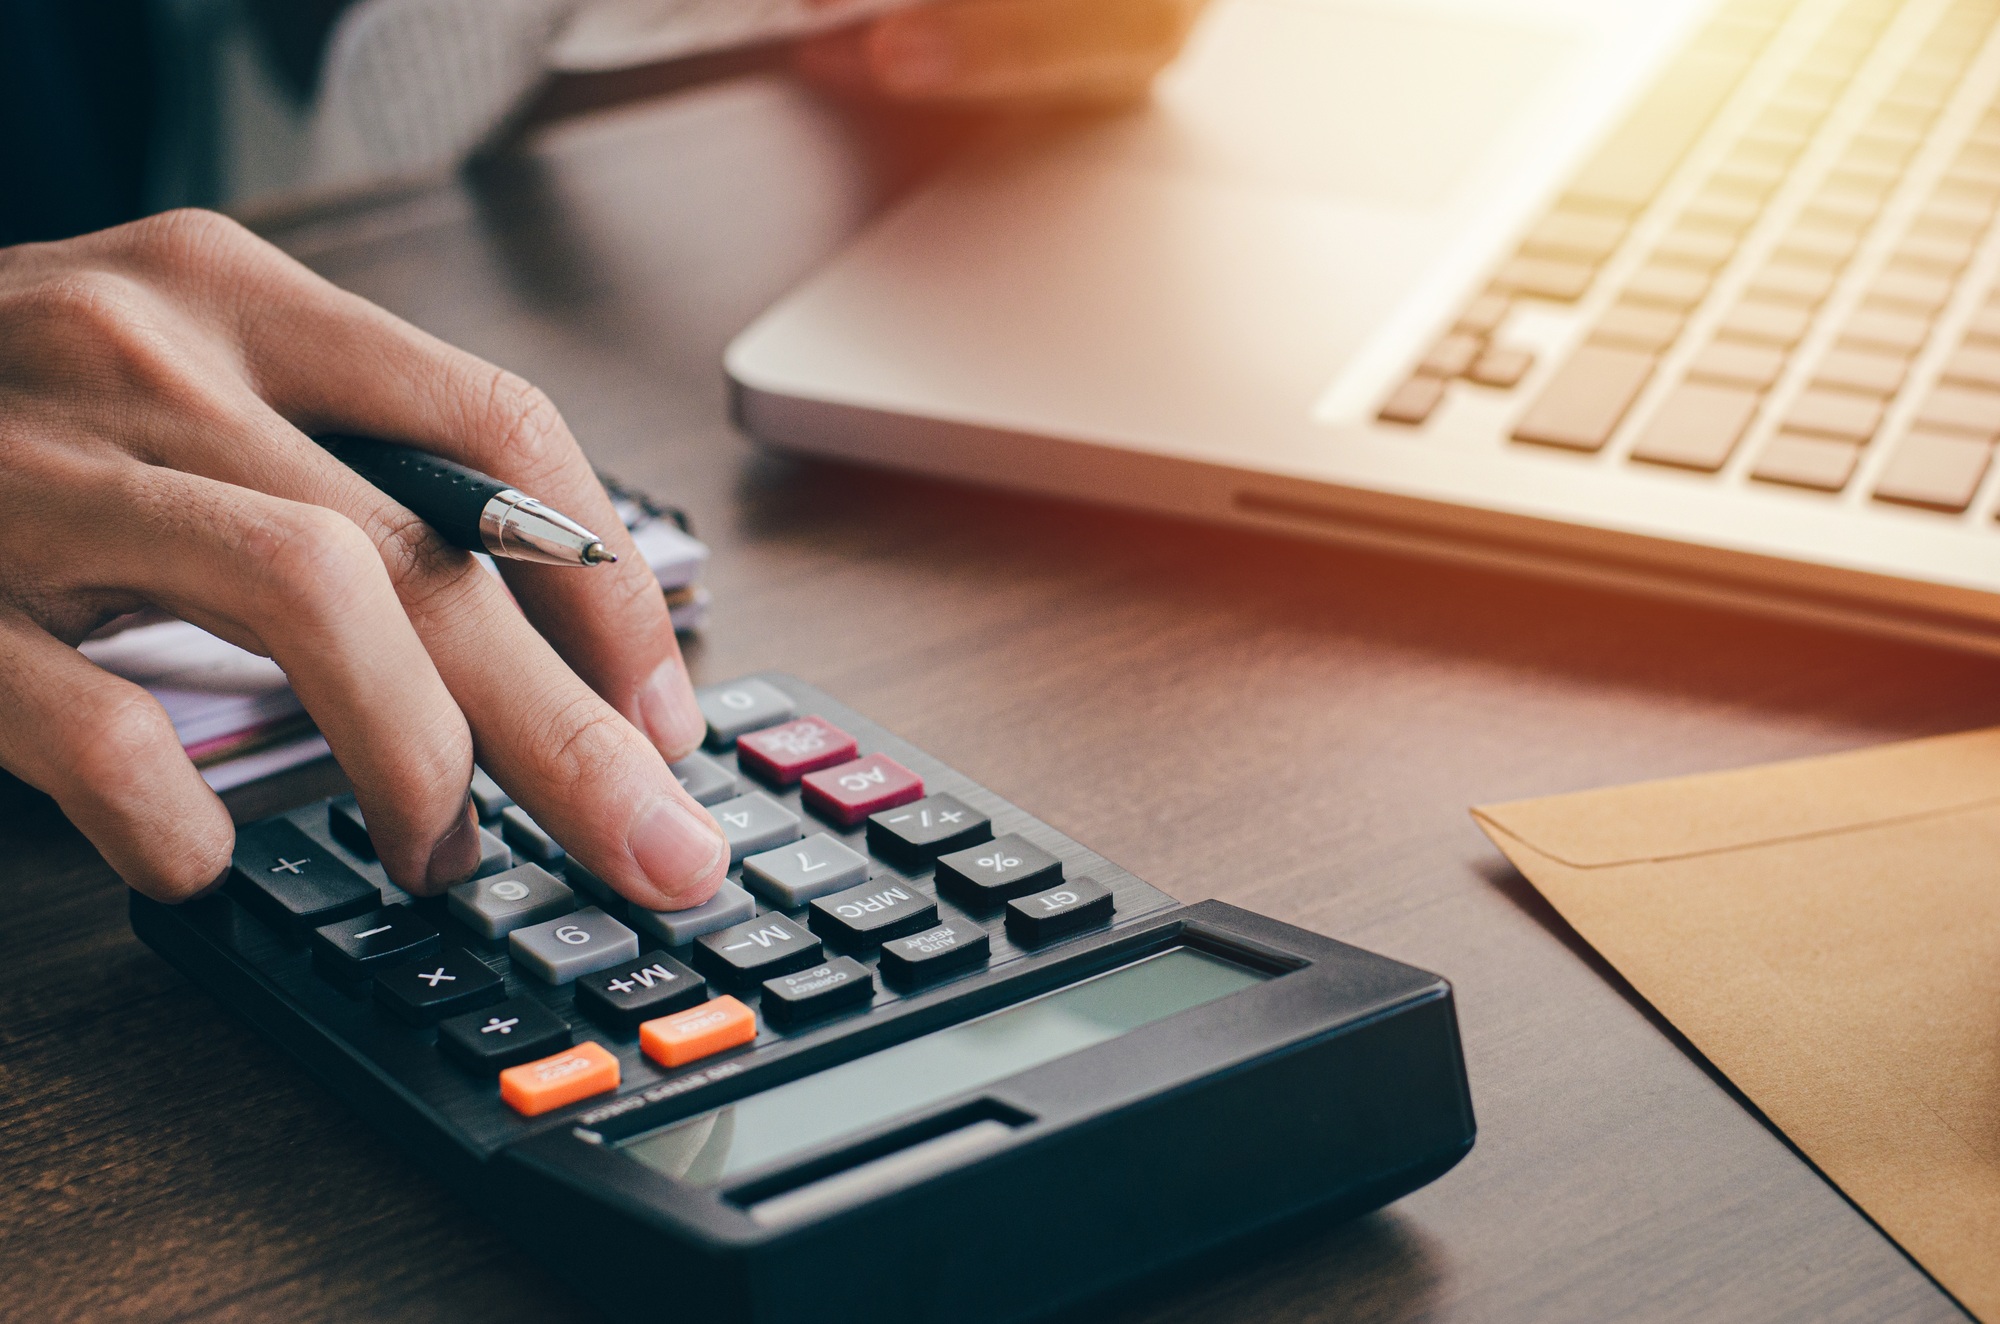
[3,74,1992,1324]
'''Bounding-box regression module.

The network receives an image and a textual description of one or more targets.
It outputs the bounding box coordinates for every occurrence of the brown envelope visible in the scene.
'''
[1473,728,2000,1320]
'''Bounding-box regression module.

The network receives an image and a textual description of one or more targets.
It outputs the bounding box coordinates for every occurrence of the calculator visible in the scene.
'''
[131,674,1475,1324]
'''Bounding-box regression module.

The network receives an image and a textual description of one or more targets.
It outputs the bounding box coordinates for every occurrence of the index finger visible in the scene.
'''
[240,290,706,762]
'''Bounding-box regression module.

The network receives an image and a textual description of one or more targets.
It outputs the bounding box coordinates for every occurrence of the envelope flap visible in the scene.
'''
[1473,726,2000,867]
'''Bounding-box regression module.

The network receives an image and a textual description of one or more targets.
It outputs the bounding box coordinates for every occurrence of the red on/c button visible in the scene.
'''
[801,754,924,827]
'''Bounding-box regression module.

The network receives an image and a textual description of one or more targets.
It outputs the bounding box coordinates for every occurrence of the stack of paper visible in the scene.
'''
[81,482,710,793]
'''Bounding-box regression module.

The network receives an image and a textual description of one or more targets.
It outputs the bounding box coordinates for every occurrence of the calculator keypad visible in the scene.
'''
[866,794,990,865]
[312,905,440,982]
[808,879,937,948]
[374,945,506,1025]
[934,834,1063,908]
[228,820,379,934]
[698,679,796,747]
[801,754,924,826]
[449,864,575,940]
[213,676,1160,1134]
[694,913,823,984]
[629,880,756,945]
[439,996,572,1071]
[710,792,805,864]
[509,907,640,984]
[742,833,869,908]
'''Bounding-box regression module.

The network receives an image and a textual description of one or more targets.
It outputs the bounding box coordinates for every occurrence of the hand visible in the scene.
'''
[795,0,1206,106]
[0,210,729,909]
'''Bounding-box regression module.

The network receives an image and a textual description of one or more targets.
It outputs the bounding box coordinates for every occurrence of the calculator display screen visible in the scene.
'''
[620,947,1264,1184]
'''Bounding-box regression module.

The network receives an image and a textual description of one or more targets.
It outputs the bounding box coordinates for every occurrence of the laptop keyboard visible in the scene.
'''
[1380,0,2000,516]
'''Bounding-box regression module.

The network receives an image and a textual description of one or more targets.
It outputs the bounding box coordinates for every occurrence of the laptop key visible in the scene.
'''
[1875,429,1993,512]
[1467,346,1534,389]
[1377,375,1445,426]
[1629,382,1760,472]
[1512,344,1655,452]
[1753,434,1862,492]
[1784,388,1885,443]
[1915,384,2000,440]
[1686,340,1786,391]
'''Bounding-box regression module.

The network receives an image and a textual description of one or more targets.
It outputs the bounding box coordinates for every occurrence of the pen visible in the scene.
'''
[316,434,617,568]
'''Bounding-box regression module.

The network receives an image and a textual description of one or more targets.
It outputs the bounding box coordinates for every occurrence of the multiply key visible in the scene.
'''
[228,819,380,937]
[374,945,505,1025]
[866,794,991,866]
[934,833,1062,907]
[808,880,938,947]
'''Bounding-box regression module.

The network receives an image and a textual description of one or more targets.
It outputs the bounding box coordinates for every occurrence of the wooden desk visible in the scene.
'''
[4,76,1990,1323]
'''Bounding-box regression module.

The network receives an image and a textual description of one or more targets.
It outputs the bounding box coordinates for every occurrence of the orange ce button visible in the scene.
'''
[640,996,757,1068]
[499,1041,620,1117]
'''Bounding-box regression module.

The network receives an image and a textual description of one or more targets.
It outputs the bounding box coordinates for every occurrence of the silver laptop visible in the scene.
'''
[728,0,2000,654]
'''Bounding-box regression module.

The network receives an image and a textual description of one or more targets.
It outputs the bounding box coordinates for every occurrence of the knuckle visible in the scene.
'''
[477,369,570,481]
[116,208,261,270]
[243,505,384,623]
[529,694,633,797]
[62,687,179,803]
[365,505,481,615]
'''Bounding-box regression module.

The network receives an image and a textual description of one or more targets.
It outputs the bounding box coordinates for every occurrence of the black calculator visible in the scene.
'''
[131,675,1475,1324]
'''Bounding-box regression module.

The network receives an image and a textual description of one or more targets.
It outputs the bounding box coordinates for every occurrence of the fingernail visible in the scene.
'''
[638,657,707,760]
[877,21,957,91]
[425,801,482,890]
[627,795,727,909]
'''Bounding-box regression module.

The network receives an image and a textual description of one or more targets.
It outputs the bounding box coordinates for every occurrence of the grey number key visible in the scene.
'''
[671,752,740,806]
[709,792,803,865]
[448,863,575,939]
[629,879,757,946]
[508,906,640,984]
[698,679,796,749]
[742,833,868,908]
[501,806,566,866]
[471,827,513,880]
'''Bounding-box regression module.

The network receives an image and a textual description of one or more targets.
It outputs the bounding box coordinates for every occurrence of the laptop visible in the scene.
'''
[727,0,2000,654]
